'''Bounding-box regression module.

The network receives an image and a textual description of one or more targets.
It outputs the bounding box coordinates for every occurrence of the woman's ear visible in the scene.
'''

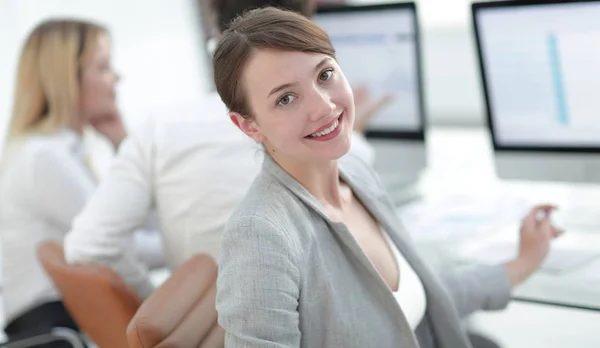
[229,112,265,143]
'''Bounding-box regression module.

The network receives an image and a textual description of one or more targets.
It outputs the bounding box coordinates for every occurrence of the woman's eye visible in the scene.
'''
[277,94,295,106]
[319,69,334,82]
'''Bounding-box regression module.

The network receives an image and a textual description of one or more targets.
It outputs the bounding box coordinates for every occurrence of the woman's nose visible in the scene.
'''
[308,87,335,122]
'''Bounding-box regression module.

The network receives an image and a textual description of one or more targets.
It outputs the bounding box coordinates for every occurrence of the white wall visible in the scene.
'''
[419,0,486,126]
[0,0,211,155]
[0,1,27,153]
[422,25,484,126]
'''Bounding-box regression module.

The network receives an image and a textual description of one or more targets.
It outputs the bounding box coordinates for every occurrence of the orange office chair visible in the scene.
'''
[36,241,142,348]
[127,254,224,348]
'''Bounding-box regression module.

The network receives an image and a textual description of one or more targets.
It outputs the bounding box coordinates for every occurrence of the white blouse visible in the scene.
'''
[0,129,162,324]
[384,230,427,330]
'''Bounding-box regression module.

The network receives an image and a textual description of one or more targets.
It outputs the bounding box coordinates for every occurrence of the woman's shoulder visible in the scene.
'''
[229,171,301,225]
[5,131,82,184]
[0,131,77,190]
[8,130,77,157]
[224,170,311,247]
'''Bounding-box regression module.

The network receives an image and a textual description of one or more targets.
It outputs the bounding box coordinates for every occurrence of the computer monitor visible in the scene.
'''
[314,2,427,199]
[472,0,600,183]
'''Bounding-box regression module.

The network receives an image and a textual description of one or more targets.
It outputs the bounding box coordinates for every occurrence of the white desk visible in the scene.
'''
[402,127,600,311]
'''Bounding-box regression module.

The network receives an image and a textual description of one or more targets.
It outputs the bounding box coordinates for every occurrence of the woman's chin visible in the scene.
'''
[322,134,352,161]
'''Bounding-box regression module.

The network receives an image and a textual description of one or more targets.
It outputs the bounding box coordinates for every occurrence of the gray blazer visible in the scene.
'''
[217,154,511,348]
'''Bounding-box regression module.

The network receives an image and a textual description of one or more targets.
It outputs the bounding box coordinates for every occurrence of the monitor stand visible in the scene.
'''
[385,178,422,206]
[370,139,427,206]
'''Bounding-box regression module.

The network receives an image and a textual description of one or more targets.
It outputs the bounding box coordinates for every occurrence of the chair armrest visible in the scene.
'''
[0,327,86,348]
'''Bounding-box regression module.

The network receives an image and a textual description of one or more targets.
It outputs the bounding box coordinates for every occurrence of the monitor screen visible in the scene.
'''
[314,3,424,137]
[473,0,600,150]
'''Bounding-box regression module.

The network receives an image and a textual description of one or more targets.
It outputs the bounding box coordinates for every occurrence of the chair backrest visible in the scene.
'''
[37,241,142,348]
[127,254,223,348]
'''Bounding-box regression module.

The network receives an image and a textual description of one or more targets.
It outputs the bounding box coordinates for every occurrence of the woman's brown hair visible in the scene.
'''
[212,7,335,118]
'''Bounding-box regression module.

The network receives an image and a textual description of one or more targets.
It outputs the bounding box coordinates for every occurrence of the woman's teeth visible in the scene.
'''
[310,119,339,138]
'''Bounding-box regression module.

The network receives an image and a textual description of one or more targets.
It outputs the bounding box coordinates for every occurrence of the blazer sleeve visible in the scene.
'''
[217,215,302,348]
[439,264,512,318]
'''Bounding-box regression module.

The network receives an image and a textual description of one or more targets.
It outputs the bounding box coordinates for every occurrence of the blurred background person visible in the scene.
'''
[0,19,162,344]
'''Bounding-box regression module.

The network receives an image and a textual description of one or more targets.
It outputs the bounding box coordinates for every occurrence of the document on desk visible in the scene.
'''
[398,193,600,273]
[397,193,534,243]
[577,259,600,286]
[456,225,600,274]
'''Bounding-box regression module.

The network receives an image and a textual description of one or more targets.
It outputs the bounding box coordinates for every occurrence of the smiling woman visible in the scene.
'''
[211,7,513,348]
[212,7,561,348]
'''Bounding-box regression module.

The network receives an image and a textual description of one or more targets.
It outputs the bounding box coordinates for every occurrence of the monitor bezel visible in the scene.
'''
[472,0,600,153]
[316,2,425,141]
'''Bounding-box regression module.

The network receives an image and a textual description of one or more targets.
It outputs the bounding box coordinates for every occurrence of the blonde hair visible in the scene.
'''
[7,19,107,140]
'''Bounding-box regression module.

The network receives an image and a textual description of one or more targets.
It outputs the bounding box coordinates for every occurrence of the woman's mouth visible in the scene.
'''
[305,113,343,141]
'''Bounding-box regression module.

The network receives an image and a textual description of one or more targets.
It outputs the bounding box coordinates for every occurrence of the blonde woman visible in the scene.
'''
[0,19,128,342]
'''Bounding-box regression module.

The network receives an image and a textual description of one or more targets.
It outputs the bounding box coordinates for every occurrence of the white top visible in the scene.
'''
[64,92,376,299]
[383,230,427,330]
[0,129,162,324]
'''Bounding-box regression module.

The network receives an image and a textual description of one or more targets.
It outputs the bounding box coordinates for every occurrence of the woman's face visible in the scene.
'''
[231,48,355,165]
[79,32,120,123]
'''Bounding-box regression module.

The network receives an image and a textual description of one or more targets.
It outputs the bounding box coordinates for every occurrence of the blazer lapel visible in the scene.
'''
[263,155,469,348]
[339,164,472,348]
[263,156,420,345]
[261,155,326,215]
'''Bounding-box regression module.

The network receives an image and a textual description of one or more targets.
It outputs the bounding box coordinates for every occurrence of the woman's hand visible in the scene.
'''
[505,204,563,286]
[90,109,127,150]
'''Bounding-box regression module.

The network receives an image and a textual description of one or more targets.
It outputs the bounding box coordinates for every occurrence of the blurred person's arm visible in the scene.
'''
[352,86,394,134]
[64,118,160,299]
[132,225,166,270]
[131,209,165,269]
[348,86,396,166]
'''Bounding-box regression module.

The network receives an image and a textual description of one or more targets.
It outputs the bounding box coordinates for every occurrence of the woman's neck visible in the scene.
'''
[271,153,345,209]
[69,117,85,135]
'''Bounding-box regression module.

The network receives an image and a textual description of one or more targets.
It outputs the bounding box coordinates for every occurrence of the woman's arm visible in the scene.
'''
[441,205,561,318]
[439,264,512,318]
[217,215,302,348]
